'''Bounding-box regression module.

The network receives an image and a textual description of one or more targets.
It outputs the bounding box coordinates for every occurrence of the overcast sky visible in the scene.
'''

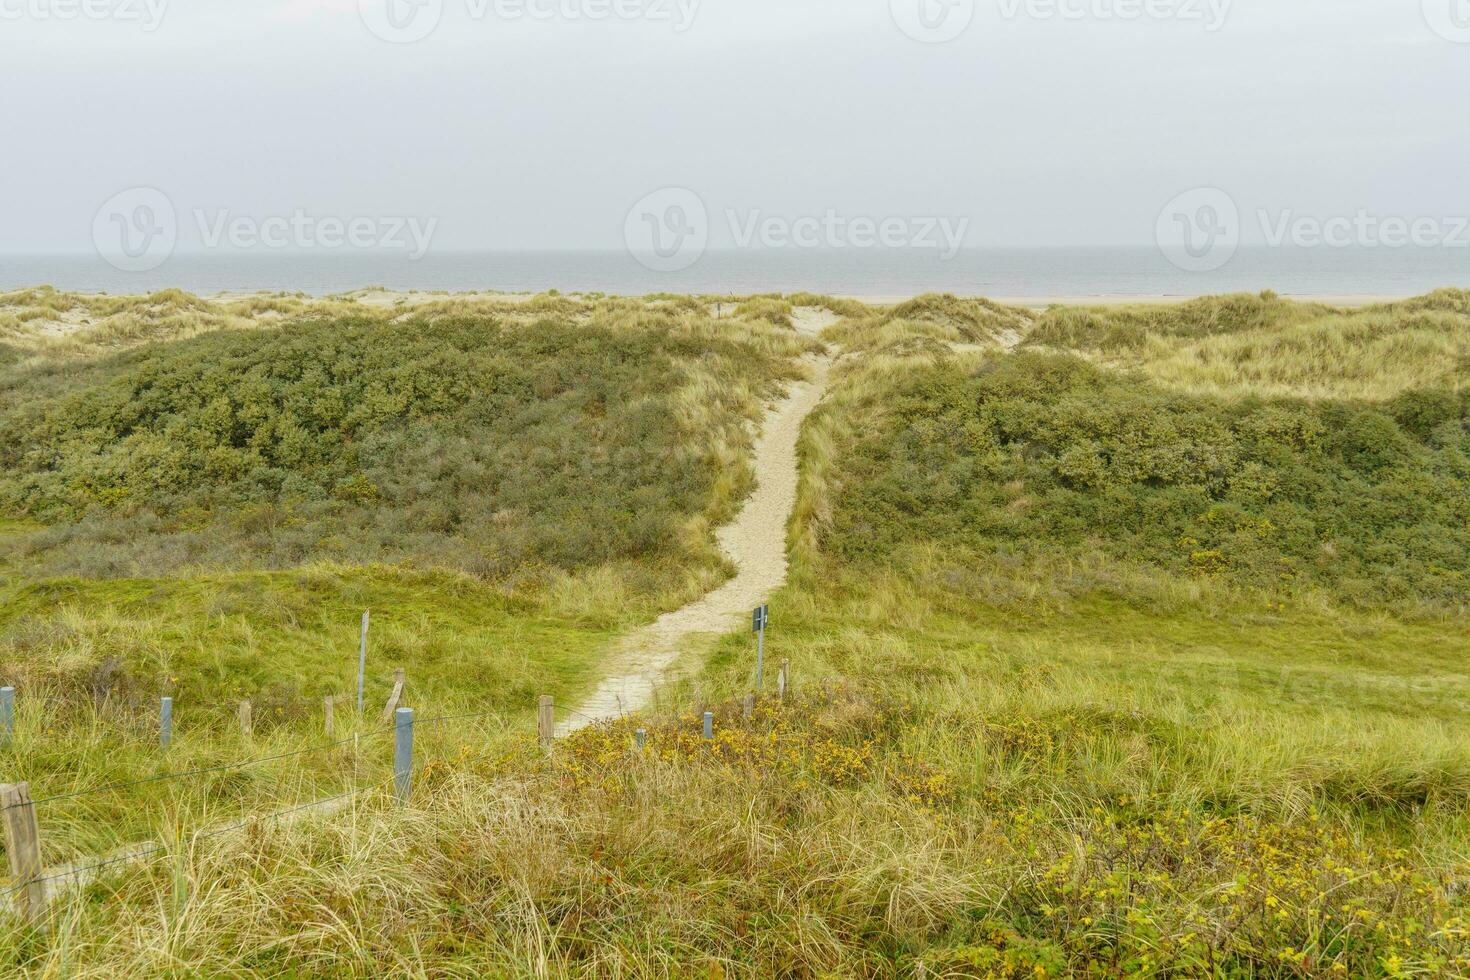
[1,0,1465,252]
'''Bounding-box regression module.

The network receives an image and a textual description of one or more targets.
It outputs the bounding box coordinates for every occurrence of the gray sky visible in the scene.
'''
[1,0,1465,252]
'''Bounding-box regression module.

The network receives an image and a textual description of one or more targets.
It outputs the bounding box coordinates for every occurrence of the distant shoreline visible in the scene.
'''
[3,248,1462,302]
[2,285,1430,311]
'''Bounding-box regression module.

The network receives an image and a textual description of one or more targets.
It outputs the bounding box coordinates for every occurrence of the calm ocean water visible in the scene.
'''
[1,248,1466,299]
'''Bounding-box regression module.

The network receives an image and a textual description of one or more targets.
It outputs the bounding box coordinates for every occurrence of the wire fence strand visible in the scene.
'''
[2,727,391,814]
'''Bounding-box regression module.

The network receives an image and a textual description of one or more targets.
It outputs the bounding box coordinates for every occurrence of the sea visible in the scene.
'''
[1,247,1466,300]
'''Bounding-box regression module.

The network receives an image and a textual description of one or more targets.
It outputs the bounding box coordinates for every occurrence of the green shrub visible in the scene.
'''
[823,352,1470,609]
[0,312,797,577]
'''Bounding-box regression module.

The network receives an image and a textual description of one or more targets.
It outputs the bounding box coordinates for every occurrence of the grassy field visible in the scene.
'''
[3,289,1470,977]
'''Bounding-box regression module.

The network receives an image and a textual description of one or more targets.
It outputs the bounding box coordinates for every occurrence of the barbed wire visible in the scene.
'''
[1,745,559,900]
[411,707,511,730]
[2,777,398,900]
[2,728,391,814]
[557,706,619,727]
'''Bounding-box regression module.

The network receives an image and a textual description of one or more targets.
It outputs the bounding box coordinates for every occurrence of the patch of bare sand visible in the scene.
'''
[350,290,538,309]
[791,306,840,336]
[560,354,832,732]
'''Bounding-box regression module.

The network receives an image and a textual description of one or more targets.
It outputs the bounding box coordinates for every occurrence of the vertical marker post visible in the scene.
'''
[160,697,173,750]
[538,696,555,752]
[356,610,370,717]
[635,727,647,752]
[753,604,769,690]
[703,711,714,741]
[324,697,335,737]
[778,659,789,701]
[393,707,414,804]
[0,782,46,924]
[0,687,14,748]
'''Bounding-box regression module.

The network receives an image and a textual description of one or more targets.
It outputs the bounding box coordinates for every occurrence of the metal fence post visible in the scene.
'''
[703,711,714,741]
[160,697,173,750]
[0,687,14,747]
[394,707,414,804]
[357,610,370,716]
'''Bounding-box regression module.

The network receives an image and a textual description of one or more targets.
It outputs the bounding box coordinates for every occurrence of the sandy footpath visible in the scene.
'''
[560,320,834,732]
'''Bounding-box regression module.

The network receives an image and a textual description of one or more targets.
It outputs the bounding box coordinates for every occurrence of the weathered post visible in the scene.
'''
[324,697,335,737]
[380,668,407,722]
[356,610,370,716]
[635,727,647,752]
[743,694,755,721]
[778,659,789,701]
[393,707,414,804]
[538,696,555,752]
[1,782,46,924]
[703,711,714,741]
[0,687,14,747]
[238,700,253,738]
[160,697,173,750]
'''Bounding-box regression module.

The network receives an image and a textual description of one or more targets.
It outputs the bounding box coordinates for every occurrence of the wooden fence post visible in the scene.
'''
[0,687,13,748]
[1,782,46,924]
[380,668,407,722]
[743,694,755,721]
[778,659,789,701]
[324,697,335,737]
[538,696,555,752]
[238,700,253,738]
[635,727,647,752]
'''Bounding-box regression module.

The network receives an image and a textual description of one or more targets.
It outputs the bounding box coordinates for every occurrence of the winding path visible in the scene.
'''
[561,317,835,732]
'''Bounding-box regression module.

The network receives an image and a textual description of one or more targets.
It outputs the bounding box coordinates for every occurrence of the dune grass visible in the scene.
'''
[1026,289,1470,402]
[3,289,1470,977]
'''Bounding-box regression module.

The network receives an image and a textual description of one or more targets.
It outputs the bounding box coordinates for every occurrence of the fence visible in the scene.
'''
[0,662,797,926]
